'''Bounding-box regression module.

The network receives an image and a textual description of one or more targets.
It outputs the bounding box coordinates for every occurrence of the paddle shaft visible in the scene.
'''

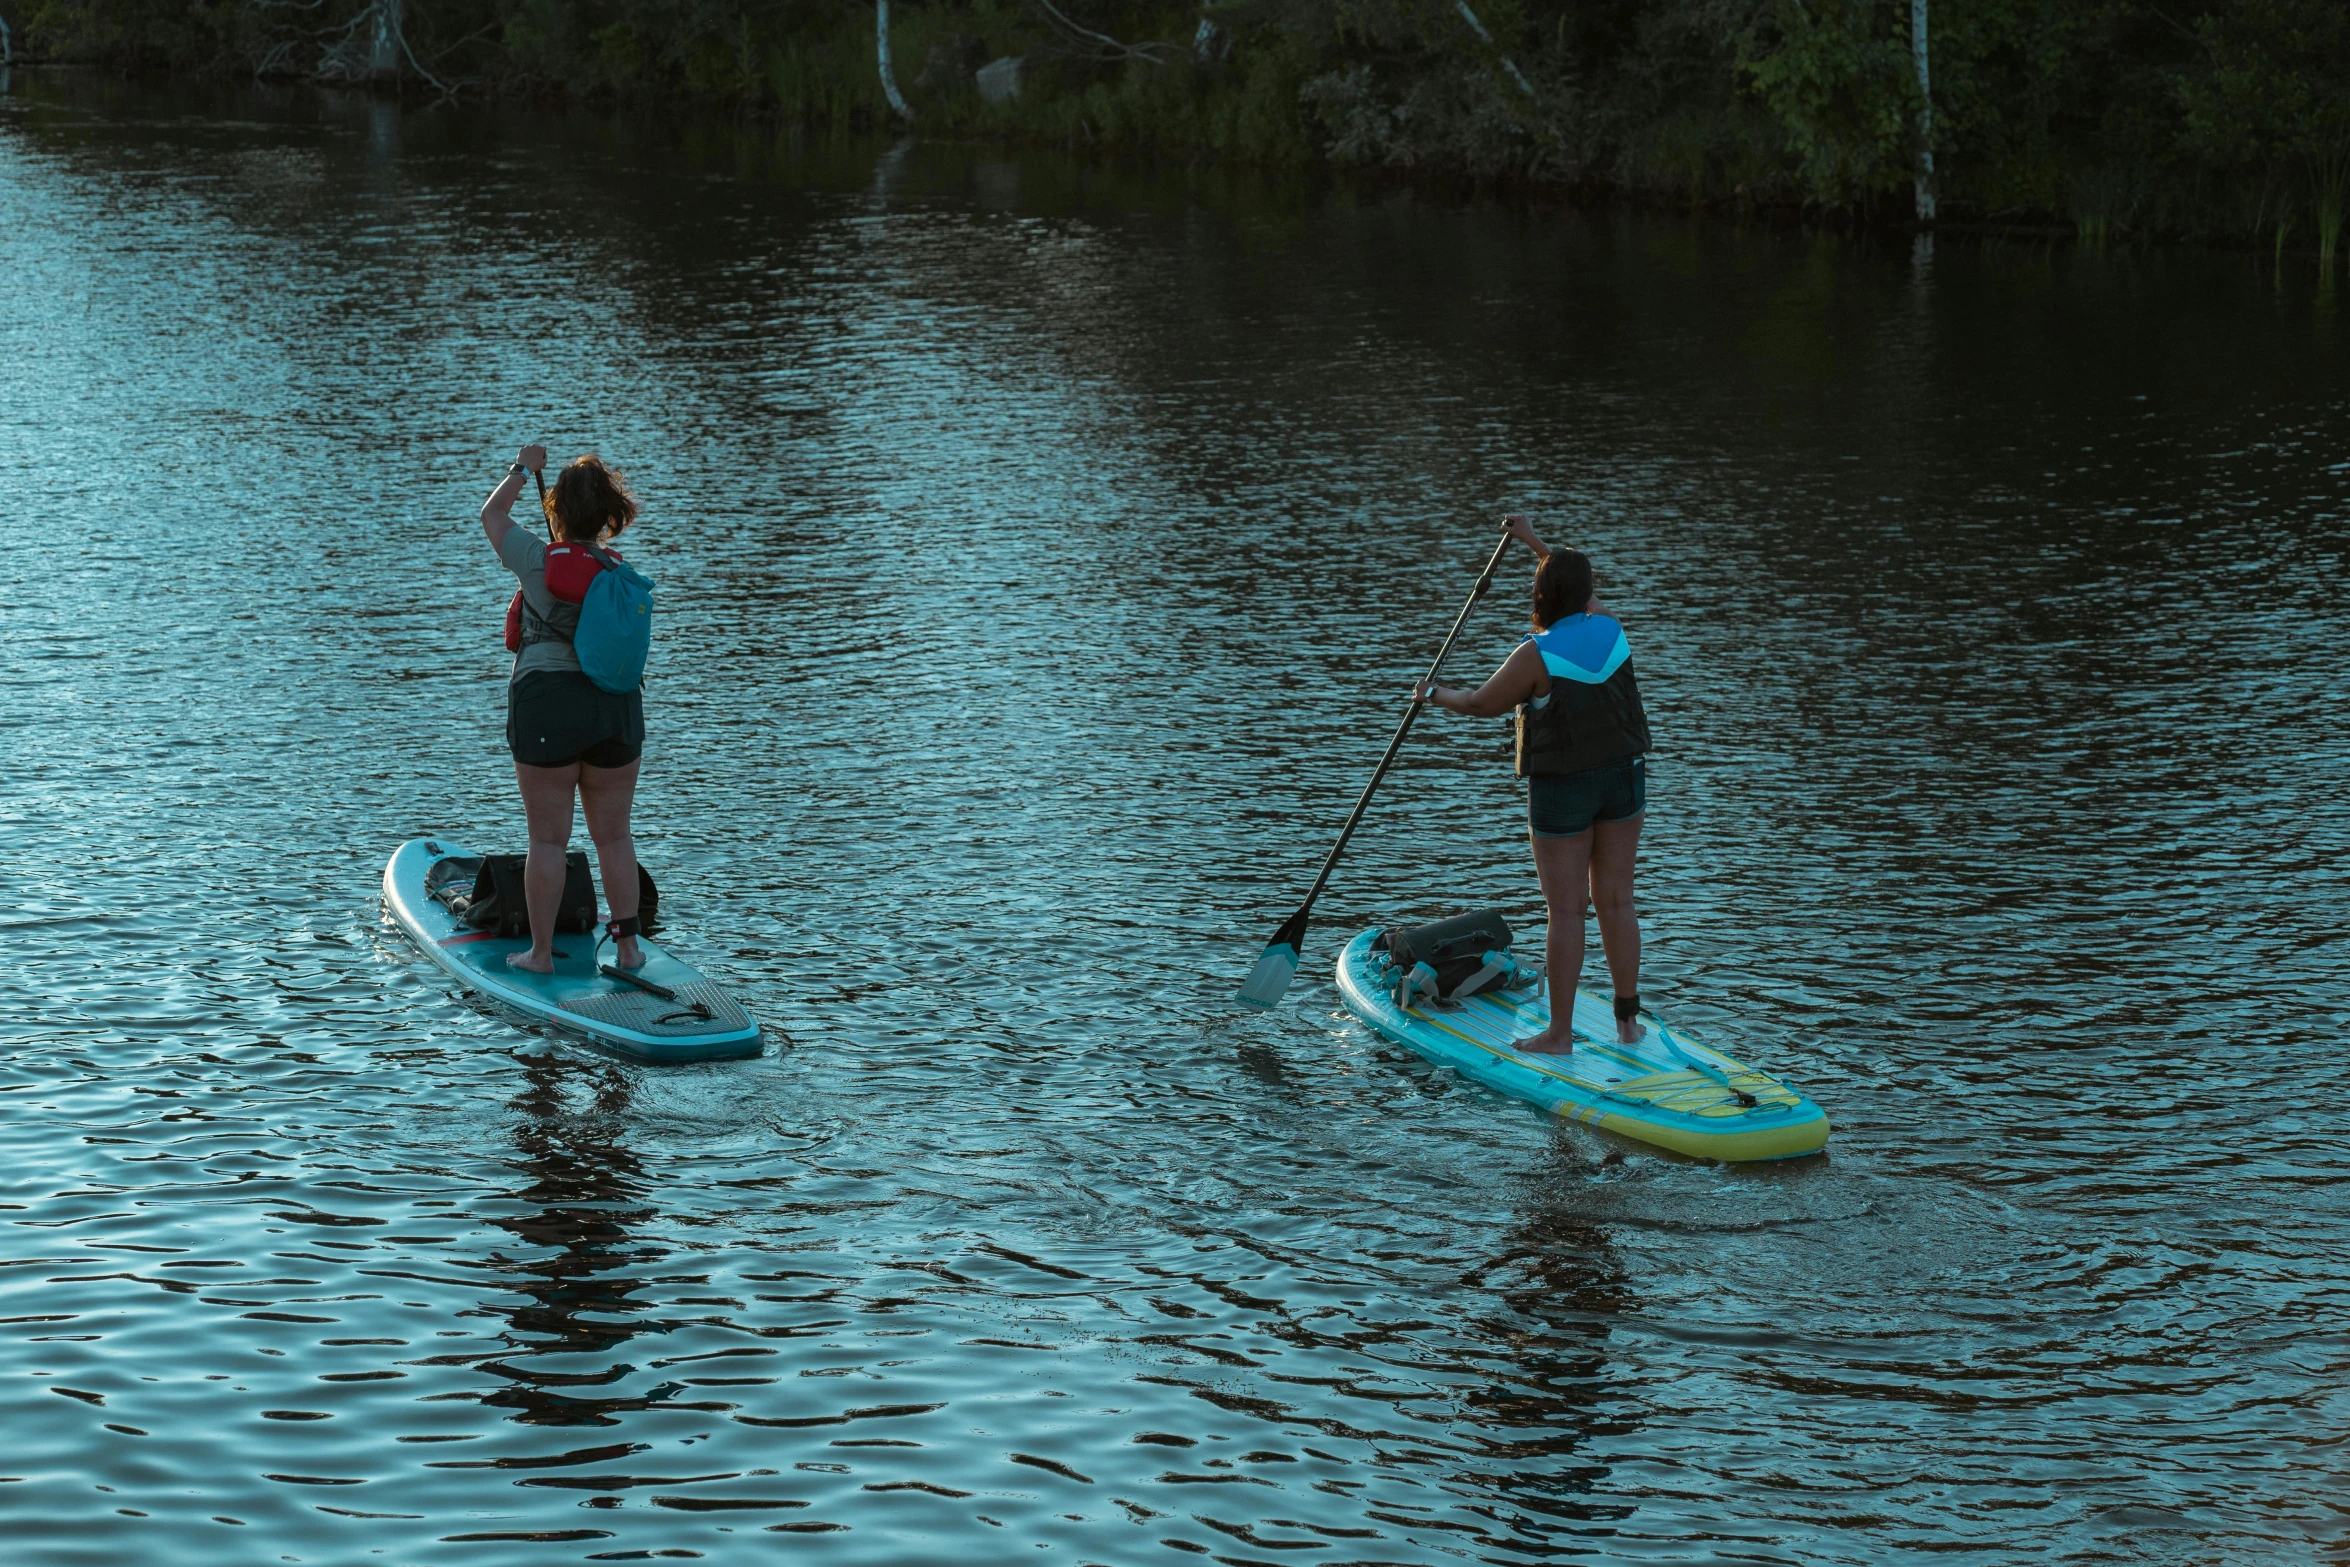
[532,466,548,538]
[1284,526,1517,931]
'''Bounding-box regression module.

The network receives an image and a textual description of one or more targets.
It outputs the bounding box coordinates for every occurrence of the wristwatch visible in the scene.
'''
[509,462,529,476]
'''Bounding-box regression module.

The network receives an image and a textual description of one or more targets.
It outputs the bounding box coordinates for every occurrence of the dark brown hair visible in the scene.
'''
[542,455,638,543]
[1531,548,1596,629]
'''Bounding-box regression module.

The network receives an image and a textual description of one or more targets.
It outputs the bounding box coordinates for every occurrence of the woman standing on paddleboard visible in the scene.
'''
[1416,515,1652,1051]
[480,445,647,976]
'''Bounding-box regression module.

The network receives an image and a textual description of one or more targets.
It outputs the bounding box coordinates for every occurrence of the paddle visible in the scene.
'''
[1236,525,1518,1010]
[531,464,548,535]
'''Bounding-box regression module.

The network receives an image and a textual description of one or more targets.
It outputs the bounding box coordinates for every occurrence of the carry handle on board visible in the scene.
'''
[599,962,716,1023]
[1235,525,1517,1009]
[601,963,679,1001]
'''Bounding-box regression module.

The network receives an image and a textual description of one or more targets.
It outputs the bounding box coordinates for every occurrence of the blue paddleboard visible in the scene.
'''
[383,837,761,1062]
[1335,928,1829,1160]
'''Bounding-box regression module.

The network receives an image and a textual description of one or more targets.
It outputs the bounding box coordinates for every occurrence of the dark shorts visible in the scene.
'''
[507,670,645,770]
[1529,756,1647,839]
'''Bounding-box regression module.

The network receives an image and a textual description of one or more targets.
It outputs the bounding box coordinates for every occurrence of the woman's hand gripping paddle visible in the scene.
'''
[1235,526,1518,1009]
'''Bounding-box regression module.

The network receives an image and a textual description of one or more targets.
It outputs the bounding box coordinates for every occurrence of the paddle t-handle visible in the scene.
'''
[1236,523,1518,1010]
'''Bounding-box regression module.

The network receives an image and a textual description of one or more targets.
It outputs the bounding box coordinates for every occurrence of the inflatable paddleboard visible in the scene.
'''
[1335,928,1828,1161]
[383,837,761,1062]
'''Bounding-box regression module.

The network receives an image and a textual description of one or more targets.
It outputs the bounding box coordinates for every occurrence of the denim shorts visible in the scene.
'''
[1528,756,1647,839]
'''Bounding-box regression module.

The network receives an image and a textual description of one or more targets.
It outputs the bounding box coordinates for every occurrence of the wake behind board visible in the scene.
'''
[383,837,761,1062]
[1335,927,1828,1161]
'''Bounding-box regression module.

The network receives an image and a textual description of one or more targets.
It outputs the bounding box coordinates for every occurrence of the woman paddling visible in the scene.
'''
[1417,515,1652,1051]
[480,445,647,976]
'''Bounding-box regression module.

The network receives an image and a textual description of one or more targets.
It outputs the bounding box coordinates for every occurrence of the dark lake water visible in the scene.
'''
[3,68,2346,1566]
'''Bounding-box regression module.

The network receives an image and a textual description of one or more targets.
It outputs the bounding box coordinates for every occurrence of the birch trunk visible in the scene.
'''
[1911,0,1936,221]
[369,0,403,80]
[877,0,913,121]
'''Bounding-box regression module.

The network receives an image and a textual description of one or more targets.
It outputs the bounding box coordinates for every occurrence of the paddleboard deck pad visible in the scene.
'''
[384,837,761,1062]
[1335,927,1828,1161]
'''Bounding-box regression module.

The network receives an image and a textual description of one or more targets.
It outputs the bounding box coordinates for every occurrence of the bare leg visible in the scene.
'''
[509,760,580,974]
[1515,828,1593,1054]
[1589,814,1645,1043]
[578,758,643,969]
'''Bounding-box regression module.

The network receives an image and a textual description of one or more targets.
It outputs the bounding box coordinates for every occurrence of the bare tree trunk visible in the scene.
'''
[1911,0,1936,222]
[1,12,14,66]
[877,0,913,121]
[369,0,404,81]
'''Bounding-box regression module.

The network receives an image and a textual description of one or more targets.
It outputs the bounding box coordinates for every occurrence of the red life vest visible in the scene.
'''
[502,542,623,652]
[544,542,613,603]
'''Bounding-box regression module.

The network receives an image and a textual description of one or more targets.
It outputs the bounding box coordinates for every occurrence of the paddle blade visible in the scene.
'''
[1236,941,1300,1009]
[1236,910,1310,1009]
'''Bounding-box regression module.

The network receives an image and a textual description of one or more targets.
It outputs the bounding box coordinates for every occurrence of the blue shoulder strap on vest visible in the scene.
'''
[1529,615,1630,684]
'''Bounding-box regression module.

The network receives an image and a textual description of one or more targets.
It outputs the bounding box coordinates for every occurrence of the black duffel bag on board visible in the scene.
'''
[1372,908,1531,1007]
[462,852,600,938]
[427,852,664,941]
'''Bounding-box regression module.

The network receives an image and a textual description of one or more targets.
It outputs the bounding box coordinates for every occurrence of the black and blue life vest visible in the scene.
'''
[1514,613,1651,777]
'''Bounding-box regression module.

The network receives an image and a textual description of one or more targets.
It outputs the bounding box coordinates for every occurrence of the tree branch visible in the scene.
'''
[1033,0,1181,64]
[1454,1,1535,99]
[398,11,450,96]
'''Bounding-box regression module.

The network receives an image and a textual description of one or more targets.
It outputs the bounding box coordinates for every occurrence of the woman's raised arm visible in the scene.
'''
[1504,512,1551,560]
[481,443,548,551]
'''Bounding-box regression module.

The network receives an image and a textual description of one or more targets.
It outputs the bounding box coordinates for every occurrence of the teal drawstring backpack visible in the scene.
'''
[574,545,654,694]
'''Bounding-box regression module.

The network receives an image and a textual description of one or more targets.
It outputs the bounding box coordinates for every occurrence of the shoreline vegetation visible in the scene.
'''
[10,0,2348,261]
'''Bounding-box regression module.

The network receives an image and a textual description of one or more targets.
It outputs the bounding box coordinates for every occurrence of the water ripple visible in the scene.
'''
[2,71,2345,1567]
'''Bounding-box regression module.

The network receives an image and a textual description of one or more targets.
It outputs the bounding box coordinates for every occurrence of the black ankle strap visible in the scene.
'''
[1613,993,1641,1021]
[605,916,642,941]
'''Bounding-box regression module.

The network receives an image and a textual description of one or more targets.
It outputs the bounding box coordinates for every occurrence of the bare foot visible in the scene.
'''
[1617,1016,1647,1045]
[612,937,645,971]
[505,949,554,976]
[1512,1028,1576,1055]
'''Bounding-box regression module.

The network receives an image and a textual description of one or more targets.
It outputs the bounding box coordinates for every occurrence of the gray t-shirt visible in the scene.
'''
[497,528,582,681]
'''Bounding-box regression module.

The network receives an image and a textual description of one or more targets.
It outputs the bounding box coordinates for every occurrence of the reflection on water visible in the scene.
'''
[0,67,2346,1566]
[1458,1206,1633,1536]
[485,1056,658,1429]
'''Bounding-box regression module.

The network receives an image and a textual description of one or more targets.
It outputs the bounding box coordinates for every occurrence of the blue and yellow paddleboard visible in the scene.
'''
[383,837,761,1062]
[1335,928,1829,1161]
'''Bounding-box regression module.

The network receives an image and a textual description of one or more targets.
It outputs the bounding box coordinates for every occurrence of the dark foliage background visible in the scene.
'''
[15,0,2350,246]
